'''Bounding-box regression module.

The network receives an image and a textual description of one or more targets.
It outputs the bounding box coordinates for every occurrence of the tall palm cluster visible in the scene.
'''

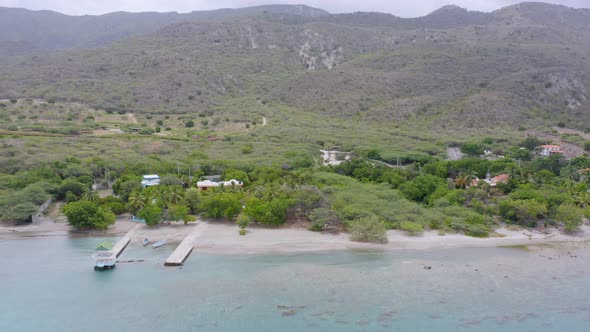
[127,185,186,215]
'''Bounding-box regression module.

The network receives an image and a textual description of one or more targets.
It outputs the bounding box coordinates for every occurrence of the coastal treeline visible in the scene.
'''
[1,137,589,243]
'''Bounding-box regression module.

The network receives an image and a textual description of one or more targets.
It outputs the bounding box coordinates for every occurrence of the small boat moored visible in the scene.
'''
[142,238,150,246]
[94,241,116,270]
[152,240,167,248]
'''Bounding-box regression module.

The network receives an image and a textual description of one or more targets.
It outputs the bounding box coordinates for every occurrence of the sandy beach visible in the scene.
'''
[2,218,589,254]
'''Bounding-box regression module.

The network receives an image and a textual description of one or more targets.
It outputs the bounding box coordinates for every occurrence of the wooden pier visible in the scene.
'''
[164,222,207,266]
[112,224,141,258]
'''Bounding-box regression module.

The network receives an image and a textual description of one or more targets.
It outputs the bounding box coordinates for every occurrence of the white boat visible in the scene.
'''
[152,240,166,248]
[142,238,150,246]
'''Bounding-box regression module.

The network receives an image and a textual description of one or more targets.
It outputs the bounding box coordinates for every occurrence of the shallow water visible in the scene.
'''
[1,237,590,331]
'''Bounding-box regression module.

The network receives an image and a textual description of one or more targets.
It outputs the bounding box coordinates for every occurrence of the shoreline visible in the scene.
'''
[2,219,590,254]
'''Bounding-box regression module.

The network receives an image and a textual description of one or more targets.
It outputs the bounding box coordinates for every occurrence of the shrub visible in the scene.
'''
[56,181,86,200]
[584,141,590,152]
[168,204,190,224]
[139,128,154,135]
[185,120,195,128]
[199,191,242,220]
[244,196,291,226]
[62,200,116,230]
[555,204,584,232]
[2,202,36,225]
[499,199,547,226]
[461,143,484,156]
[159,175,182,186]
[465,224,490,237]
[236,213,251,235]
[241,144,253,154]
[349,215,388,244]
[138,204,162,226]
[399,174,447,204]
[184,188,201,213]
[99,196,127,215]
[308,208,337,232]
[400,221,424,235]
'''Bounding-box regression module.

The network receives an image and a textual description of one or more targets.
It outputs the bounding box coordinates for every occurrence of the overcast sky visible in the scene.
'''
[1,0,588,17]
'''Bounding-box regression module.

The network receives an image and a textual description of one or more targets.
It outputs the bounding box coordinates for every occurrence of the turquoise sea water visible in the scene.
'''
[1,237,590,331]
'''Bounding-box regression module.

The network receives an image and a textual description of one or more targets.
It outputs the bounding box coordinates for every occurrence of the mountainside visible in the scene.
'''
[0,5,328,56]
[0,2,589,160]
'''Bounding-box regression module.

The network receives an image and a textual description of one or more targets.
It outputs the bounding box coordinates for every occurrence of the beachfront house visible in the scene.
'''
[537,145,562,157]
[197,179,243,191]
[141,174,160,188]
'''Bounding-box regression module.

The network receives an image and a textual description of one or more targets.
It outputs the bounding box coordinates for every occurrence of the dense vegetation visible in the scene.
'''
[1,133,588,242]
[1,3,590,242]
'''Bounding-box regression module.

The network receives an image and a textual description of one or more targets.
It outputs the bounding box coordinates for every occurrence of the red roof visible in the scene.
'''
[492,174,509,183]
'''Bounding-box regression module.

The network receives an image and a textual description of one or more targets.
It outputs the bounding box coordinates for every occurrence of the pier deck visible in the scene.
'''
[164,222,207,266]
[112,224,141,258]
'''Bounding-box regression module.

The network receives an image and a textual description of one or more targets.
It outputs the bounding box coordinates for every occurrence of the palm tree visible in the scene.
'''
[127,190,147,214]
[81,188,99,202]
[455,171,478,189]
[157,186,185,209]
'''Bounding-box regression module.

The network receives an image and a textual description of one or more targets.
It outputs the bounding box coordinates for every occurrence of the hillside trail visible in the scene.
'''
[127,113,138,124]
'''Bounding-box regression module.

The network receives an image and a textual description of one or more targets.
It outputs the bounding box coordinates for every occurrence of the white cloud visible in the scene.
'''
[0,0,587,17]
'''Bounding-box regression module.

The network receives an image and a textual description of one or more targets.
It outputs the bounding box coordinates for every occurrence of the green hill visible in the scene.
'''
[0,2,589,168]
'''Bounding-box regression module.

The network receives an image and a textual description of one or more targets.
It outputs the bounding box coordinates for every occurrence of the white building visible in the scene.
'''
[538,145,562,157]
[197,179,243,191]
[141,175,160,188]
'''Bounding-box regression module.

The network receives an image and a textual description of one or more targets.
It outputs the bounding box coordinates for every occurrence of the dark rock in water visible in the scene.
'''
[282,309,297,317]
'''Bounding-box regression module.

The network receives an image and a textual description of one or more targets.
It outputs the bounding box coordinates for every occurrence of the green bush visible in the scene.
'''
[499,199,547,226]
[62,200,116,230]
[465,224,490,237]
[399,221,424,235]
[236,213,251,234]
[308,208,337,232]
[244,196,291,226]
[555,204,584,232]
[399,174,447,204]
[1,202,36,225]
[138,204,162,226]
[184,187,201,213]
[56,181,86,200]
[349,215,388,244]
[168,204,190,224]
[199,191,242,220]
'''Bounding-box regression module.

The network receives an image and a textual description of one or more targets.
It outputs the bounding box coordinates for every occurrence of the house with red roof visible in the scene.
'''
[537,145,562,157]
